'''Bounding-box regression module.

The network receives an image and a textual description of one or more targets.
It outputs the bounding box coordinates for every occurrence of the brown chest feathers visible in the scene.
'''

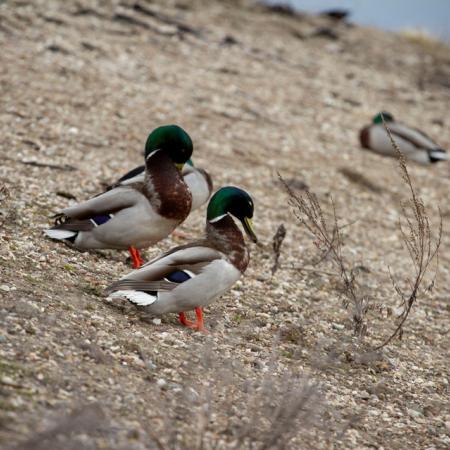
[360,126,370,149]
[142,151,192,221]
[206,215,250,273]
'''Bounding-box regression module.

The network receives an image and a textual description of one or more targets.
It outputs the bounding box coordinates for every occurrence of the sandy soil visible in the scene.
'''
[0,1,449,449]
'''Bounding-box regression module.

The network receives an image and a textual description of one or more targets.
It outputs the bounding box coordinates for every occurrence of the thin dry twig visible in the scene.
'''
[278,171,368,337]
[148,345,323,450]
[0,183,10,201]
[374,114,442,349]
[5,156,77,172]
[271,224,287,275]
[279,113,442,347]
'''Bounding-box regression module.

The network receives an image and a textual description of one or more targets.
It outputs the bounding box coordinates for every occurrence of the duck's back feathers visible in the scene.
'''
[360,121,447,165]
[388,122,438,150]
[184,167,213,211]
[61,187,138,220]
[106,165,145,191]
[109,244,223,288]
[46,183,178,249]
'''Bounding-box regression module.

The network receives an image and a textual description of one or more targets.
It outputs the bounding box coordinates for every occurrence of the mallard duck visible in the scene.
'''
[106,186,258,332]
[360,112,448,165]
[45,125,193,268]
[108,159,213,211]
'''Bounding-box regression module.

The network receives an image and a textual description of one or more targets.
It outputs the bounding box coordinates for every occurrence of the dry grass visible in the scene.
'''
[271,224,287,275]
[374,115,442,348]
[140,346,323,450]
[280,174,370,337]
[280,115,442,347]
[399,28,443,48]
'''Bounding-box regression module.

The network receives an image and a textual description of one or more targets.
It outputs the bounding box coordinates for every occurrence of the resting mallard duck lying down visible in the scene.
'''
[105,186,258,332]
[359,112,448,165]
[45,125,194,268]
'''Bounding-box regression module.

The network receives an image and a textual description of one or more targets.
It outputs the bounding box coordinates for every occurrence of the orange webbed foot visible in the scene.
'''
[178,308,208,333]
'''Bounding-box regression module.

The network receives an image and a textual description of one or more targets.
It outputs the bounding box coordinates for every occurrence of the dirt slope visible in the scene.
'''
[0,1,449,449]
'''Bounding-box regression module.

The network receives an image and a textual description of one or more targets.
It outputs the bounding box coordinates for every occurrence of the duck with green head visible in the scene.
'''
[106,186,257,332]
[359,112,448,165]
[46,125,194,268]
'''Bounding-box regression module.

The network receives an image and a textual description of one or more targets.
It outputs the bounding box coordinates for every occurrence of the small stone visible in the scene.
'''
[360,390,370,400]
[0,285,10,292]
[156,378,167,388]
[152,318,162,325]
[445,421,450,432]
[407,408,422,418]
[1,376,15,385]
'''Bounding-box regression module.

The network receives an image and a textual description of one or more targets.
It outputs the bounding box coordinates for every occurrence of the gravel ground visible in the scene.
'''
[0,1,449,449]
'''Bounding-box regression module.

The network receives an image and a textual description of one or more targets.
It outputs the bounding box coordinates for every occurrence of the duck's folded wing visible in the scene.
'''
[62,186,140,220]
[106,279,175,294]
[105,245,224,294]
[106,165,145,191]
[389,123,437,150]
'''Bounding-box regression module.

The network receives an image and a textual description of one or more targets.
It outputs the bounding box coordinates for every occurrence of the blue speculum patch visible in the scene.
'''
[166,271,191,283]
[91,215,112,226]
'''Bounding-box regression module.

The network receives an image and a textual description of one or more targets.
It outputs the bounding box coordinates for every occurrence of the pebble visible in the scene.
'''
[152,318,161,325]
[156,378,167,388]
[360,390,370,400]
[407,408,422,418]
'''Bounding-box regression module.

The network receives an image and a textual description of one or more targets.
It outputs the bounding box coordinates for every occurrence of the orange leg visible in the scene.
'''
[128,247,144,269]
[178,307,207,333]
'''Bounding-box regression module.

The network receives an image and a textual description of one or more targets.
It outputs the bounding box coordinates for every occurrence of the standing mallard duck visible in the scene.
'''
[108,159,213,211]
[106,186,258,332]
[45,125,193,268]
[359,112,448,165]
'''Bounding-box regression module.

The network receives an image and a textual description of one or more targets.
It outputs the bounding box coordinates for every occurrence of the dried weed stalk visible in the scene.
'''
[278,173,369,337]
[13,404,105,450]
[279,113,442,347]
[148,346,322,450]
[271,224,287,275]
[0,183,11,228]
[374,115,442,349]
[0,183,9,201]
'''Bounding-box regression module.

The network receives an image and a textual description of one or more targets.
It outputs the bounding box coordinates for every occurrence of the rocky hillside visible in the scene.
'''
[0,1,449,449]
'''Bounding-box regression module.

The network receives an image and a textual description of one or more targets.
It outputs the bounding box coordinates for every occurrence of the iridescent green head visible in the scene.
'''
[207,186,257,243]
[373,112,394,124]
[144,125,193,168]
